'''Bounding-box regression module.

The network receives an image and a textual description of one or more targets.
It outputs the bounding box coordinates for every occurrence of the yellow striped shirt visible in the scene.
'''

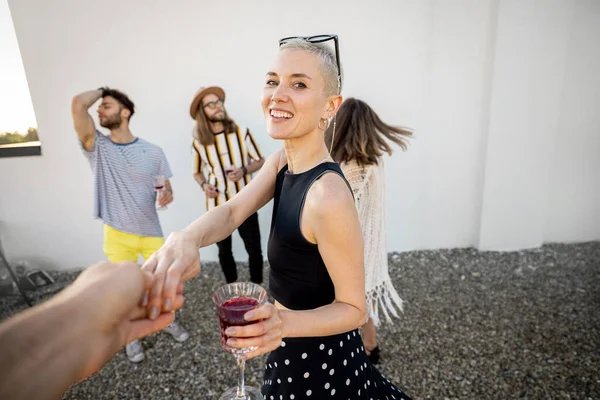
[192,126,263,210]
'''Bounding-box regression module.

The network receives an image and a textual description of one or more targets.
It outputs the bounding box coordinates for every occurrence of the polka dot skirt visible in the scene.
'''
[262,329,411,399]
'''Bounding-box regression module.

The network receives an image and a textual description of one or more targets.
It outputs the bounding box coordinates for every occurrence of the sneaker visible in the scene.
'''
[125,340,145,363]
[163,321,190,342]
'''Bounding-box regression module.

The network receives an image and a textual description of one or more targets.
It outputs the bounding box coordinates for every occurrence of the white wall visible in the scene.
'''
[1,0,598,269]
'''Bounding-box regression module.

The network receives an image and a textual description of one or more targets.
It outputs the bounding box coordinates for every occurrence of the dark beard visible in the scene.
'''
[100,114,123,129]
[207,112,226,122]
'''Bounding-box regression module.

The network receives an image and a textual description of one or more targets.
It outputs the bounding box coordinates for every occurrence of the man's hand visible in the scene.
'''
[158,190,174,207]
[203,183,219,198]
[59,261,184,380]
[227,168,244,182]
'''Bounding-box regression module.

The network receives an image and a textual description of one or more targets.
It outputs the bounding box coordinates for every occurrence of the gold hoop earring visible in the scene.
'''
[318,118,331,131]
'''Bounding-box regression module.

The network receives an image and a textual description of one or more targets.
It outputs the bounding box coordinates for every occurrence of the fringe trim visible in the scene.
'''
[366,280,404,327]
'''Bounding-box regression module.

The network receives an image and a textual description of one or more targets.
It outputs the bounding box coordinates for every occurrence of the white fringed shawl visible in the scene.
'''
[341,160,403,326]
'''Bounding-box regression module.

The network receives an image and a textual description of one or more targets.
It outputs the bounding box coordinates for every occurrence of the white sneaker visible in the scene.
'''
[125,340,145,363]
[163,321,190,342]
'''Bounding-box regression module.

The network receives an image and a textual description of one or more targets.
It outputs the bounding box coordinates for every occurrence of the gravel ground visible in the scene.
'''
[1,242,598,400]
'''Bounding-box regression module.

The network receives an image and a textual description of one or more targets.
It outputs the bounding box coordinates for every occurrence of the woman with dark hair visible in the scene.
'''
[326,97,412,364]
[142,36,411,399]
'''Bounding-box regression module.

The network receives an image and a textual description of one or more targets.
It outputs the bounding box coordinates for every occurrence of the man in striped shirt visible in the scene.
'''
[71,87,189,363]
[190,86,265,284]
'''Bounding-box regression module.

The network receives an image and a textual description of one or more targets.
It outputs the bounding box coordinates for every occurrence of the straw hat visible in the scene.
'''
[189,86,226,119]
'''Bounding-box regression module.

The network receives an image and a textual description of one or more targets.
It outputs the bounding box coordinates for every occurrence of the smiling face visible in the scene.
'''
[261,49,340,141]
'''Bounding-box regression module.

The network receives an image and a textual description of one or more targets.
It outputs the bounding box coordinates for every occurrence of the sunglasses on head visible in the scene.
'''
[278,34,341,90]
[203,99,224,110]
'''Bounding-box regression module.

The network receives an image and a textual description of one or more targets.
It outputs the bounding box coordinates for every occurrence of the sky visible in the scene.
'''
[0,0,38,134]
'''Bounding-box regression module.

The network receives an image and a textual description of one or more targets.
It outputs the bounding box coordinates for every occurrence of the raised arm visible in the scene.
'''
[141,149,285,319]
[71,89,102,151]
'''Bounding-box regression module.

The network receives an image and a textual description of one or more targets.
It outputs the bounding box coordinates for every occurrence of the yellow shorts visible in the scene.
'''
[103,225,165,263]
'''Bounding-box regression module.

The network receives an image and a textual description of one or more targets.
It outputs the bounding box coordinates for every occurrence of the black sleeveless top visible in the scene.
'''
[268,162,352,310]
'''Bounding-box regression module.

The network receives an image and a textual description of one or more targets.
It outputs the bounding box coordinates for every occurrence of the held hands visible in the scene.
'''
[60,261,184,380]
[141,231,201,319]
[225,303,284,360]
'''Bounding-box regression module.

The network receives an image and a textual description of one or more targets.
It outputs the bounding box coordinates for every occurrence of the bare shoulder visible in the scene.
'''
[305,171,354,218]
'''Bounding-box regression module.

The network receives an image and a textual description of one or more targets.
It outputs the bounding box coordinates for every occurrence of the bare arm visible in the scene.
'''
[184,150,281,248]
[279,173,367,337]
[226,173,368,357]
[245,157,265,175]
[71,89,102,151]
[141,149,284,317]
[0,262,182,400]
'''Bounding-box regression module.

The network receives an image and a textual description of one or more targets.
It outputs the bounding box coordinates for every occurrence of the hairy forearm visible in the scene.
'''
[245,159,265,175]
[193,173,206,187]
[0,296,87,400]
[73,89,102,109]
[280,302,367,339]
[183,205,238,248]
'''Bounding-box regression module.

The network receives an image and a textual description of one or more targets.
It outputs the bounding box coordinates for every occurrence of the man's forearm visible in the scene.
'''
[73,89,103,109]
[193,173,207,188]
[0,296,88,400]
[245,158,265,175]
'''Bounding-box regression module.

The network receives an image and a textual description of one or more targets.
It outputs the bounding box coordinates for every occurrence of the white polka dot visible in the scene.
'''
[368,380,371,386]
[277,379,281,384]
[319,344,325,350]
[302,353,308,359]
[364,362,367,368]
[355,370,359,376]
[361,345,364,351]
[285,359,290,365]
[331,389,336,395]
[325,383,330,389]
[306,390,312,396]
[358,389,361,395]
[353,332,356,336]
[280,396,283,400]
[304,372,310,378]
[268,364,272,368]
[270,396,273,400]
[340,340,343,347]
[328,349,333,356]
[343,359,347,366]
[346,379,351,385]
[322,363,327,370]
[290,396,295,400]
[347,334,350,340]
[351,352,354,357]
[329,368,335,375]
[288,377,293,383]
[361,365,363,371]
[274,362,278,367]
[280,341,286,347]
[364,383,367,389]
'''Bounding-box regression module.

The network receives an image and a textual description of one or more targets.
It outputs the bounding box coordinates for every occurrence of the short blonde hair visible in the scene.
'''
[280,39,341,96]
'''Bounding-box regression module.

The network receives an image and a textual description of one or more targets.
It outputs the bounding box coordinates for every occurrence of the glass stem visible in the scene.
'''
[235,356,246,399]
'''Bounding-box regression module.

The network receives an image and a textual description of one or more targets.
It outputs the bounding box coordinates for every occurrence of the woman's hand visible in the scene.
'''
[225,303,284,360]
[141,231,201,319]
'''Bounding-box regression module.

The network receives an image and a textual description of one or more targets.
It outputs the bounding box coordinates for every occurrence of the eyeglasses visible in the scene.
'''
[203,99,224,110]
[278,34,341,91]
